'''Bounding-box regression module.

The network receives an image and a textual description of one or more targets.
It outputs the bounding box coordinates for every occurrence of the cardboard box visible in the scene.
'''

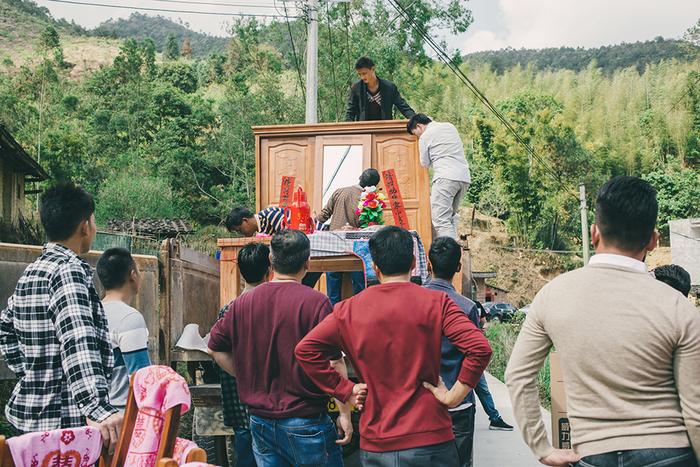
[550,352,571,449]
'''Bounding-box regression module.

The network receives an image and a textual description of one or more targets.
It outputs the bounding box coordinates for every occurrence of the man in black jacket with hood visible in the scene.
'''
[345,56,415,121]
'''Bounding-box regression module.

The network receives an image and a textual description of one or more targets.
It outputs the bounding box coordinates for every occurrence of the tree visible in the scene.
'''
[165,34,180,60]
[181,37,193,58]
[39,26,60,51]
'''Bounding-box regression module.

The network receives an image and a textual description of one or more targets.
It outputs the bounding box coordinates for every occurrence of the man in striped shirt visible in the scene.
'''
[225,206,285,237]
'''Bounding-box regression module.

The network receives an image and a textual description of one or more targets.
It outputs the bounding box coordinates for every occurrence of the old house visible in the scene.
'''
[0,125,49,224]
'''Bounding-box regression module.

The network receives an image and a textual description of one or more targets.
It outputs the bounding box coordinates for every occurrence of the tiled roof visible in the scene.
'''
[107,218,194,237]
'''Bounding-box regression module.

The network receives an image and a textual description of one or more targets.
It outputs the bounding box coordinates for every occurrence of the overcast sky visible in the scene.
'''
[35,0,700,52]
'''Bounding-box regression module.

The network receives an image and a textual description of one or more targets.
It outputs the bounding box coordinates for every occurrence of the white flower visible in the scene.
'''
[364,185,377,193]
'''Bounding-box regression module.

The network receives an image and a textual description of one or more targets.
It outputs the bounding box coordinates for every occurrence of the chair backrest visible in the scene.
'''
[0,436,16,467]
[100,372,185,467]
[156,448,207,466]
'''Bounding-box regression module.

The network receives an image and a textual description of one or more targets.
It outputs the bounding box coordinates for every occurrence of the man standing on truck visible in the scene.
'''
[345,56,415,121]
[0,183,123,455]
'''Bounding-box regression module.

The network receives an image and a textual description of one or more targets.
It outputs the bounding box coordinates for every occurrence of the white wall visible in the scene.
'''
[670,219,700,287]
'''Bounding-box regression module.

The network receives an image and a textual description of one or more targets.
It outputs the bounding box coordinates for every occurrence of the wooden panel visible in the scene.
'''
[253,119,409,138]
[373,134,432,246]
[259,138,313,210]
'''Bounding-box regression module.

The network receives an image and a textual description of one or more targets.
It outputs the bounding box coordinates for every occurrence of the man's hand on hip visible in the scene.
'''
[87,412,124,455]
[422,378,471,408]
[348,383,368,411]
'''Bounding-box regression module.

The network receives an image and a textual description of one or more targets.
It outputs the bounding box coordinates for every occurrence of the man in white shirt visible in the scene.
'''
[96,248,151,411]
[407,114,471,239]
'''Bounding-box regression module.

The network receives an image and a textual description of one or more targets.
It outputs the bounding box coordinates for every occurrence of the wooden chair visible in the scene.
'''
[99,373,188,467]
[156,447,208,466]
[0,435,14,467]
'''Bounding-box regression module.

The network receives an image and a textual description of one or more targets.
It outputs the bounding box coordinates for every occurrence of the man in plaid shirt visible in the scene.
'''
[0,183,123,453]
[213,242,271,467]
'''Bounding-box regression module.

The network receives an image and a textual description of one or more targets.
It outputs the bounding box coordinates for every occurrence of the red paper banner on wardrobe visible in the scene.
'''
[279,176,295,208]
[382,169,410,230]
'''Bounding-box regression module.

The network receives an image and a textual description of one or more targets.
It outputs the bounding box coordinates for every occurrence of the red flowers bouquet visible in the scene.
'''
[356,186,387,228]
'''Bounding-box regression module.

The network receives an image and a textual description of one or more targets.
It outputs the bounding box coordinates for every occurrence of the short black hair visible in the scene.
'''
[595,176,658,252]
[429,237,461,280]
[239,243,271,284]
[354,56,375,69]
[653,264,691,297]
[39,182,95,241]
[406,113,432,134]
[225,207,254,231]
[359,168,380,188]
[270,229,310,275]
[96,247,136,290]
[369,226,414,276]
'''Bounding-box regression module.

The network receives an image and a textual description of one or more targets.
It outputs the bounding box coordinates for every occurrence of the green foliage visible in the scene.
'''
[165,34,180,60]
[465,38,698,74]
[643,168,700,237]
[485,318,551,408]
[39,25,60,50]
[95,174,184,223]
[1,1,698,248]
[93,13,228,59]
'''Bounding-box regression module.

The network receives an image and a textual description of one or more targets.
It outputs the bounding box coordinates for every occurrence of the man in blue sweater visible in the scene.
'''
[425,237,481,467]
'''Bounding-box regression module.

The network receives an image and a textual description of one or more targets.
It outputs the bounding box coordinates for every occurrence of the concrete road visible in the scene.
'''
[474,372,550,466]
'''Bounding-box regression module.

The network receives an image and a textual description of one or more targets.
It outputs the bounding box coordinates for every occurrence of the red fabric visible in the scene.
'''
[295,282,492,452]
[208,282,340,419]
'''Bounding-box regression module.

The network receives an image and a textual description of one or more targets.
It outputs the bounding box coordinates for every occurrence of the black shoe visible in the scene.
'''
[489,418,514,431]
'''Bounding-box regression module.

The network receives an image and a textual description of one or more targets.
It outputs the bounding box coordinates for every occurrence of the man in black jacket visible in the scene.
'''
[345,56,415,121]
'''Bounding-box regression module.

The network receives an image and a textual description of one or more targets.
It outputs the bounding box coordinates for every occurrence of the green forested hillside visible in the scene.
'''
[93,13,229,59]
[0,0,698,250]
[464,38,697,74]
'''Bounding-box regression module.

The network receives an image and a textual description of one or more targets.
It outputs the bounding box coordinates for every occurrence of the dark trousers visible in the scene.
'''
[234,427,257,467]
[450,406,475,467]
[326,271,366,305]
[302,272,322,288]
[360,441,459,467]
[577,448,698,467]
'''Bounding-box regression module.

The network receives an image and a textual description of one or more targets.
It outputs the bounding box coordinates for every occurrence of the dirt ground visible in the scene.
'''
[457,206,673,307]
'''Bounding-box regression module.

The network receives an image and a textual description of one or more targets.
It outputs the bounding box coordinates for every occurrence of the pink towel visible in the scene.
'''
[172,438,198,464]
[6,426,102,467]
[125,365,192,466]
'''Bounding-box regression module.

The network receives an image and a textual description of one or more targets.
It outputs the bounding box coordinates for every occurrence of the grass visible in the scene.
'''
[484,314,552,409]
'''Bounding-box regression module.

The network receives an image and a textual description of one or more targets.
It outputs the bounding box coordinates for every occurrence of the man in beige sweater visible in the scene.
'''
[506,176,700,467]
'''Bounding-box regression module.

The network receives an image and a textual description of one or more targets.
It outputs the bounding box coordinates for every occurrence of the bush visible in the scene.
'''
[485,317,552,409]
[95,174,185,224]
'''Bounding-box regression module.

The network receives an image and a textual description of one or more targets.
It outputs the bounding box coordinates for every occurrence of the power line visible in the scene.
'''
[387,0,579,203]
[665,71,700,116]
[278,0,306,101]
[149,0,295,9]
[45,0,302,18]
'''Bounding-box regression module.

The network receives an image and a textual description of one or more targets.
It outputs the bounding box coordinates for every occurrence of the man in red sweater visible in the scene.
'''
[295,226,492,466]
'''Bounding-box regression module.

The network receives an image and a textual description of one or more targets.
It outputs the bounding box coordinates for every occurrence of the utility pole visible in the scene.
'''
[579,183,590,265]
[305,0,319,123]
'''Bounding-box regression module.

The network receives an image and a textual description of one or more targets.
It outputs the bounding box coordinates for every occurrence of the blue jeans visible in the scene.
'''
[235,427,257,467]
[577,448,697,467]
[326,272,365,305]
[250,414,344,467]
[474,375,500,422]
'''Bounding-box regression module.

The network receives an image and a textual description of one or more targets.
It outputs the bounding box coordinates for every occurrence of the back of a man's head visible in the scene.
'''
[359,168,380,188]
[39,182,95,242]
[369,226,414,276]
[595,176,658,253]
[239,243,271,284]
[429,237,461,281]
[270,229,310,275]
[225,207,254,231]
[97,247,136,291]
[653,264,691,297]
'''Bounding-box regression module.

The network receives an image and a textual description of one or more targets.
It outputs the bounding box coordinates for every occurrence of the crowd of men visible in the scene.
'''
[0,55,698,467]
